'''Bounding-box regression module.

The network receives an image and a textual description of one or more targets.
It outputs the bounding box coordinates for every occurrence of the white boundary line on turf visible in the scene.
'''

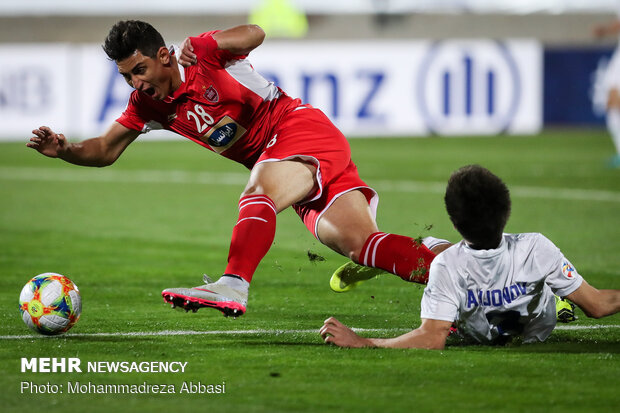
[554,324,620,330]
[0,325,618,340]
[1,166,620,203]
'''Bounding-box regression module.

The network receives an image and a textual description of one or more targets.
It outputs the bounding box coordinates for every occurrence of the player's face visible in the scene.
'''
[116,48,172,100]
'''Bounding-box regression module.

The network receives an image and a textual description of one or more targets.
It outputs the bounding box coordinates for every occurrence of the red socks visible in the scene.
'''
[224,197,435,285]
[359,232,436,284]
[225,195,277,282]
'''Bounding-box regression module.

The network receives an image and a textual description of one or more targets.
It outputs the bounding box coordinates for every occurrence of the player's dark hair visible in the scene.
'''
[444,165,511,249]
[103,20,165,61]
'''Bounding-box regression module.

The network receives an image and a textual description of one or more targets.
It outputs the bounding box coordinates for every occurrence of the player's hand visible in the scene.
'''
[593,24,607,38]
[319,317,371,348]
[178,37,197,67]
[27,126,67,158]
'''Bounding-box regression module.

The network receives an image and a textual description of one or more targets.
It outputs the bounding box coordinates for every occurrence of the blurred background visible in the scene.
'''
[0,0,619,140]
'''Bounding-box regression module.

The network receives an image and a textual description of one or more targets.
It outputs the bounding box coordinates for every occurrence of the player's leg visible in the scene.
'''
[162,159,317,316]
[224,159,317,281]
[315,189,379,261]
[329,239,452,292]
[606,88,620,167]
[317,190,451,287]
[315,190,384,291]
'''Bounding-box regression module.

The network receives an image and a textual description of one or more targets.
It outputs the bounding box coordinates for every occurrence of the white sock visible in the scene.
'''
[422,236,451,250]
[215,274,250,294]
[606,109,620,155]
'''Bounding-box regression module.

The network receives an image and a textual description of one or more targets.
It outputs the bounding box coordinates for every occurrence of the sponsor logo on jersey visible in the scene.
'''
[199,115,247,153]
[209,123,237,147]
[466,282,527,309]
[204,86,219,103]
[561,261,575,279]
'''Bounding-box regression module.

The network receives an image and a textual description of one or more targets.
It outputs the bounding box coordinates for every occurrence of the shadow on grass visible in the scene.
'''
[446,332,620,354]
[507,342,620,354]
[6,326,618,354]
[3,333,325,347]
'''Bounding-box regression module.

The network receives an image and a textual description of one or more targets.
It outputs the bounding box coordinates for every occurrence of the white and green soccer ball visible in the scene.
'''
[18,273,82,335]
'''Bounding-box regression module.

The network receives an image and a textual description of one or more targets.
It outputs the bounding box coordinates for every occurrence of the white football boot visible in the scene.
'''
[162,275,247,317]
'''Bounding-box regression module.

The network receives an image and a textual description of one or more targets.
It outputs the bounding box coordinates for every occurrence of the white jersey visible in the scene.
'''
[420,233,583,344]
[593,12,620,113]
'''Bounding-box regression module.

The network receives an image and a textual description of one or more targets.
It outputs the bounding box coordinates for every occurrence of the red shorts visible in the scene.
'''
[255,106,378,239]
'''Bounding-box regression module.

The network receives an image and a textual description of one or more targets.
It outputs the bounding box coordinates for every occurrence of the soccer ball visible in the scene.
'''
[19,273,82,335]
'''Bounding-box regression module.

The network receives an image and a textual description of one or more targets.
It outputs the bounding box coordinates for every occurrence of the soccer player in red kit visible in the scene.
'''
[27,20,450,317]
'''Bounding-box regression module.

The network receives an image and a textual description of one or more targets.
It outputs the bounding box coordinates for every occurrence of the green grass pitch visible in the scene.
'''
[0,130,619,412]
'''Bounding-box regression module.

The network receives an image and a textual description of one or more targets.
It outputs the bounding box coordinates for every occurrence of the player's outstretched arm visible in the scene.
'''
[27,122,140,167]
[320,317,452,349]
[213,24,265,56]
[178,25,265,68]
[593,19,620,38]
[565,280,620,319]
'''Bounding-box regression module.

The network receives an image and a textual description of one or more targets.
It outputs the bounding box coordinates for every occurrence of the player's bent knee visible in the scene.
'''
[320,232,365,263]
[342,238,367,264]
[241,185,266,198]
[241,180,278,199]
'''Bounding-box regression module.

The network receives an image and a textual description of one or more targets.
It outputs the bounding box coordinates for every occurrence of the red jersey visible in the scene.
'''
[116,31,301,169]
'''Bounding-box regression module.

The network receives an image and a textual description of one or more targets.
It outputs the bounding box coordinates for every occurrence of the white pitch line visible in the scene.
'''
[1,166,619,203]
[372,179,620,203]
[0,325,618,340]
[554,324,620,330]
[0,166,249,186]
[0,328,388,340]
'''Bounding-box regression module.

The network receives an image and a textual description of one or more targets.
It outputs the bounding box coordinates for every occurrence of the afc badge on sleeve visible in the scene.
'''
[561,261,576,279]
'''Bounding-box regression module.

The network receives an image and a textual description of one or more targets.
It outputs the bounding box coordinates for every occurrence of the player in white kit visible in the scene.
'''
[320,165,620,348]
[593,15,620,167]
